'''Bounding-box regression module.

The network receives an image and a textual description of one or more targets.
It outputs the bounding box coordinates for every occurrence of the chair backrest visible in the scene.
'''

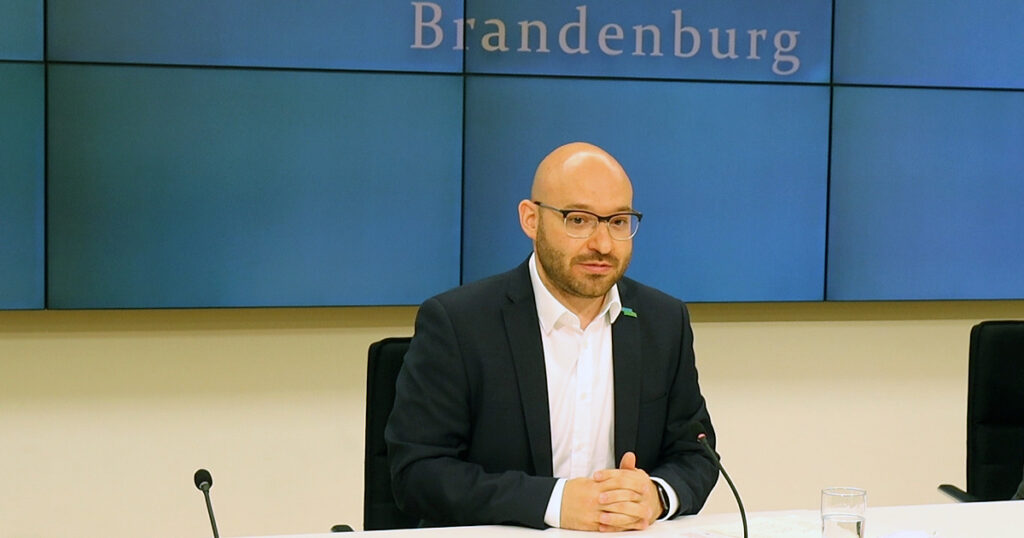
[363,337,419,530]
[966,320,1024,501]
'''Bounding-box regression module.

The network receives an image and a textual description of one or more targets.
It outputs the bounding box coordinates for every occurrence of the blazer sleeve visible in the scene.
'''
[649,303,720,517]
[384,296,557,528]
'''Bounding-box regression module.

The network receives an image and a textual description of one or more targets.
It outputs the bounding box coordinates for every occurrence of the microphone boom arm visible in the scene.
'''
[697,433,748,538]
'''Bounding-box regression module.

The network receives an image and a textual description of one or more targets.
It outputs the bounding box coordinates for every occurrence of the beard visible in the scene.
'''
[535,220,631,300]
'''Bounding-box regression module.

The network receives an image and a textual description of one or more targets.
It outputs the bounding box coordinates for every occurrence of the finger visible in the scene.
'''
[598,488,643,505]
[594,467,648,484]
[593,468,622,482]
[600,499,652,520]
[619,451,637,470]
[599,520,649,533]
[593,473,652,494]
[599,510,642,528]
[597,510,649,531]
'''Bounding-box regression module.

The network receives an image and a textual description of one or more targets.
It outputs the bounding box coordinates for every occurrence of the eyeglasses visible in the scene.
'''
[532,201,642,240]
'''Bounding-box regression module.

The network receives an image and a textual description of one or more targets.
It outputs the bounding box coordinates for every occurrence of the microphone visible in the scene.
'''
[193,469,221,538]
[688,422,747,538]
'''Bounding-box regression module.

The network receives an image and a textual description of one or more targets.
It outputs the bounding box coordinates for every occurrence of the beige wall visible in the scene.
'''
[2,301,1022,537]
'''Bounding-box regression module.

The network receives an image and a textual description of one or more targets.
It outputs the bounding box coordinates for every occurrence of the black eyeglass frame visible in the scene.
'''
[532,200,643,240]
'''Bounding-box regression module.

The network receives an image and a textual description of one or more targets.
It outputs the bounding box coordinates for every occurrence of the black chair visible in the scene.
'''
[361,337,420,530]
[1015,468,1024,500]
[332,337,418,532]
[939,321,1024,502]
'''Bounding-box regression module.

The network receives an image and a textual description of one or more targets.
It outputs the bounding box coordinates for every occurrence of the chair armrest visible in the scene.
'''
[938,484,979,502]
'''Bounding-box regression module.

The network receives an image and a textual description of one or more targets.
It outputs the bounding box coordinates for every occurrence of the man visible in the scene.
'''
[386,142,718,531]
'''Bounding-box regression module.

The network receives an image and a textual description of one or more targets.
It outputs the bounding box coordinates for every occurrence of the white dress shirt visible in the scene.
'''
[528,255,678,527]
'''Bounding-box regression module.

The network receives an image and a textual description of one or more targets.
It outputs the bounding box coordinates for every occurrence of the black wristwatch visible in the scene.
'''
[653,481,670,519]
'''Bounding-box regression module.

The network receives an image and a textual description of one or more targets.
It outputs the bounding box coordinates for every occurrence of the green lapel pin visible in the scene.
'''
[622,307,637,318]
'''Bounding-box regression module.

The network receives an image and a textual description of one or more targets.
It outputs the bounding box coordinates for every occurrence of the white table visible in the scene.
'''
[246,501,1024,538]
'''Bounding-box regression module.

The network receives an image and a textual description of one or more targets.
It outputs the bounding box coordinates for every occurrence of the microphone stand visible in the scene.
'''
[697,434,747,538]
[201,485,220,538]
[194,469,221,538]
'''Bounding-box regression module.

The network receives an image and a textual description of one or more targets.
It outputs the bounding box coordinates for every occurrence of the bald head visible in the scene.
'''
[518,142,636,320]
[530,142,633,207]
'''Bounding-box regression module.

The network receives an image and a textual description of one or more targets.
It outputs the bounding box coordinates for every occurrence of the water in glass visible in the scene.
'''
[822,513,864,538]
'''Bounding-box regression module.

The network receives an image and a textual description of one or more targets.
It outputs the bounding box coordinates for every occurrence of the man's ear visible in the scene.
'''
[518,199,538,240]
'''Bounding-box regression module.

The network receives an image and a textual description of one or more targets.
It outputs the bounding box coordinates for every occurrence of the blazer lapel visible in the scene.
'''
[502,262,554,477]
[612,281,641,461]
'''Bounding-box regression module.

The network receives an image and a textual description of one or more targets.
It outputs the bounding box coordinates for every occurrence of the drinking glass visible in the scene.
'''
[821,487,866,538]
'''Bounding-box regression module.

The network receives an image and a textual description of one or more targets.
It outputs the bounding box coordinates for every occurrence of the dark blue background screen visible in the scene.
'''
[2,0,1022,308]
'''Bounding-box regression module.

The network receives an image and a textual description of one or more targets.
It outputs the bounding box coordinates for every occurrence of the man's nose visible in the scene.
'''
[586,221,614,254]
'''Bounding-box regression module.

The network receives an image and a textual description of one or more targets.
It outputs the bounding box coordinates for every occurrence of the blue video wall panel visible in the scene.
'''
[0,62,44,309]
[834,0,1024,89]
[463,76,829,302]
[47,0,463,72]
[0,0,42,60]
[828,86,1024,300]
[2,0,1022,309]
[463,0,831,83]
[47,65,462,308]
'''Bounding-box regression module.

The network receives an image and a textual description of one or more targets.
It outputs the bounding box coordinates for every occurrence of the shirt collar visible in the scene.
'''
[528,253,622,334]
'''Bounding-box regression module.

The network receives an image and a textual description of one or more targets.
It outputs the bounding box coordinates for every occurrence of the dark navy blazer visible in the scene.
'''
[385,259,718,528]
